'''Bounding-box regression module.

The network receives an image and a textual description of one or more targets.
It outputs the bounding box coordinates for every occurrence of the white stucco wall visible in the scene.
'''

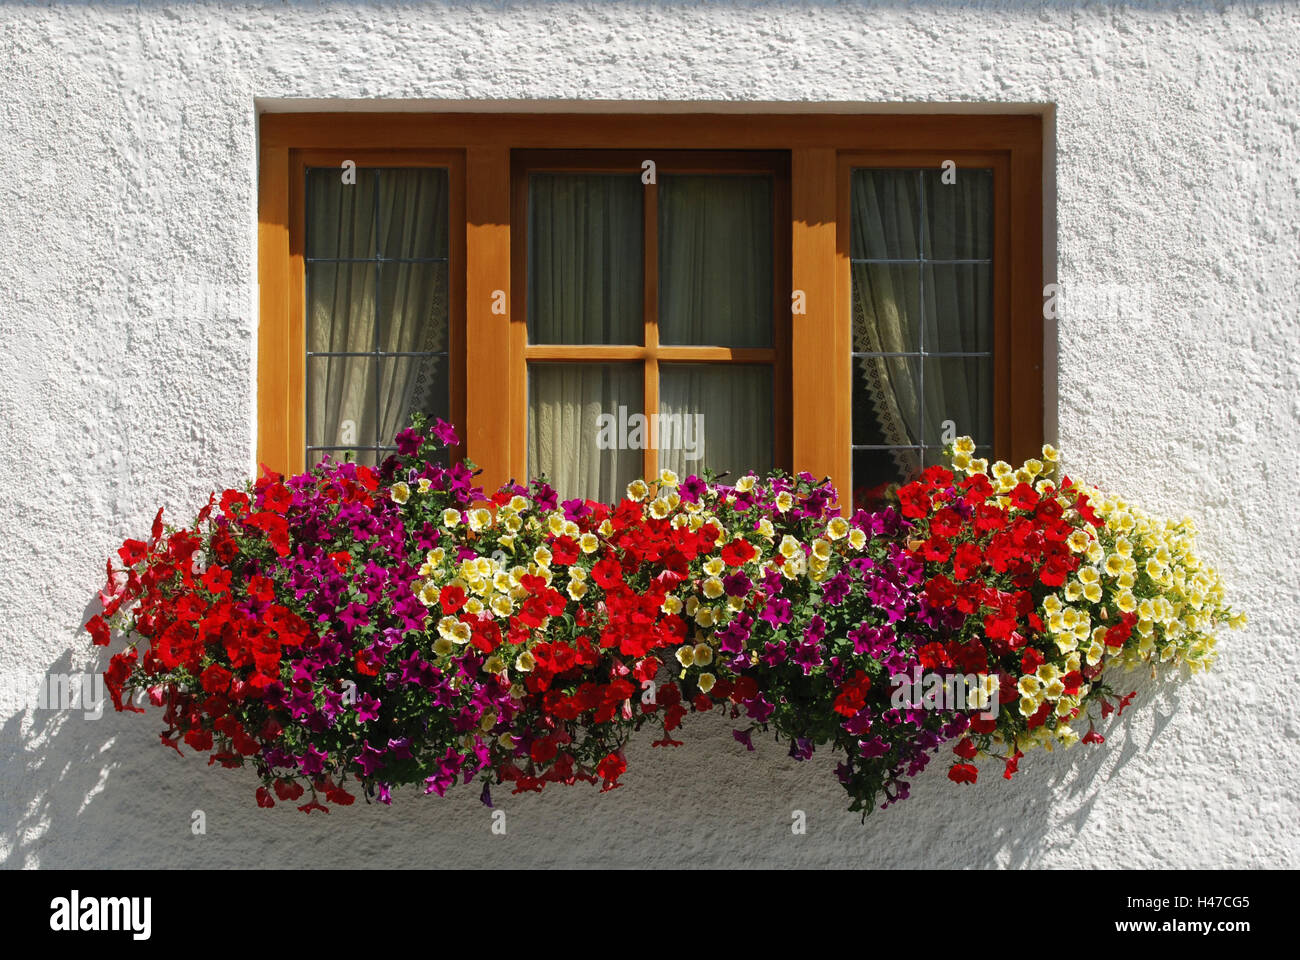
[0,0,1295,869]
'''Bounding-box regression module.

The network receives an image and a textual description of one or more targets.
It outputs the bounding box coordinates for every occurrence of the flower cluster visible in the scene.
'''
[88,418,1242,816]
[898,438,1243,785]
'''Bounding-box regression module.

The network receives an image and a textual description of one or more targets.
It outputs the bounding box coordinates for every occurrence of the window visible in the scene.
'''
[258,114,1042,506]
[304,165,453,467]
[516,151,788,501]
[847,165,994,508]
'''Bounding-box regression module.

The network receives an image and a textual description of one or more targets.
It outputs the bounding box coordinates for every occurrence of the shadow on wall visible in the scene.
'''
[0,603,1182,869]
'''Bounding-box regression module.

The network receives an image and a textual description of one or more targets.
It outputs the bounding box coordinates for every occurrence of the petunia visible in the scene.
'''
[356,693,381,724]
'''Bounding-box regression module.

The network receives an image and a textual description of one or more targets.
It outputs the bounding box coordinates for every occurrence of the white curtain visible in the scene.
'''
[658,364,772,481]
[658,175,772,347]
[528,174,642,344]
[528,364,643,503]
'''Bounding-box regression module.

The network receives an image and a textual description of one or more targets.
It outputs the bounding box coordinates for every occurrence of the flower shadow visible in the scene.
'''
[1,609,1184,869]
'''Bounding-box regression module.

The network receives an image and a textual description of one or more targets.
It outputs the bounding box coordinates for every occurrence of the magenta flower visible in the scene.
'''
[356,693,381,724]
[430,418,459,447]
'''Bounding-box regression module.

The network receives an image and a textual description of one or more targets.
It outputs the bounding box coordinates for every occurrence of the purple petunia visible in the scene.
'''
[356,693,381,724]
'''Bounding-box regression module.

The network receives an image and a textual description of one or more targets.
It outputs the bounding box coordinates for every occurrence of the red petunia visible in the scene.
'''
[833,669,873,717]
[591,556,623,589]
[1003,750,1024,780]
[952,542,982,581]
[86,614,111,647]
[439,584,467,614]
[917,641,952,670]
[219,489,249,517]
[930,508,963,538]
[596,752,627,791]
[720,539,757,566]
[550,536,580,566]
[898,484,931,519]
[262,482,292,515]
[117,539,149,566]
[202,565,232,594]
[200,664,233,695]
[1009,482,1039,511]
[947,763,978,785]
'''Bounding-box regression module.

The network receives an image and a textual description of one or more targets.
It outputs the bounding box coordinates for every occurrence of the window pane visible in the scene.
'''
[852,355,919,447]
[850,170,919,260]
[851,263,921,354]
[528,174,643,345]
[852,448,920,508]
[921,168,992,260]
[307,263,376,353]
[922,357,992,449]
[308,355,378,450]
[378,169,449,260]
[379,261,449,353]
[923,264,992,354]
[307,167,377,259]
[658,364,772,480]
[379,356,449,447]
[528,363,643,502]
[658,175,772,347]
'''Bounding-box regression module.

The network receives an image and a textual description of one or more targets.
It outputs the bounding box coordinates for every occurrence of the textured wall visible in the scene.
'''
[0,0,1295,869]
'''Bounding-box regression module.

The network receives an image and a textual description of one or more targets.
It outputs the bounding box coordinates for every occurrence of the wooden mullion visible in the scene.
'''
[792,148,845,497]
[467,145,513,493]
[643,171,660,481]
[256,144,291,475]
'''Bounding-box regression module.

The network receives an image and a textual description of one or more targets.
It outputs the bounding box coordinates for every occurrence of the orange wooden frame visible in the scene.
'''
[835,149,1035,488]
[258,112,1043,501]
[259,147,466,476]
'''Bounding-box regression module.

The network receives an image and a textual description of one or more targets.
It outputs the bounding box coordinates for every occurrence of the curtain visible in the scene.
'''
[850,169,992,478]
[306,168,448,463]
[528,364,643,503]
[654,175,773,480]
[658,364,772,481]
[528,174,642,344]
[658,175,772,347]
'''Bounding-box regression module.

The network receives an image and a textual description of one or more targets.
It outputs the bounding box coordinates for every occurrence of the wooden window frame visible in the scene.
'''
[259,113,1043,501]
[261,147,466,475]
